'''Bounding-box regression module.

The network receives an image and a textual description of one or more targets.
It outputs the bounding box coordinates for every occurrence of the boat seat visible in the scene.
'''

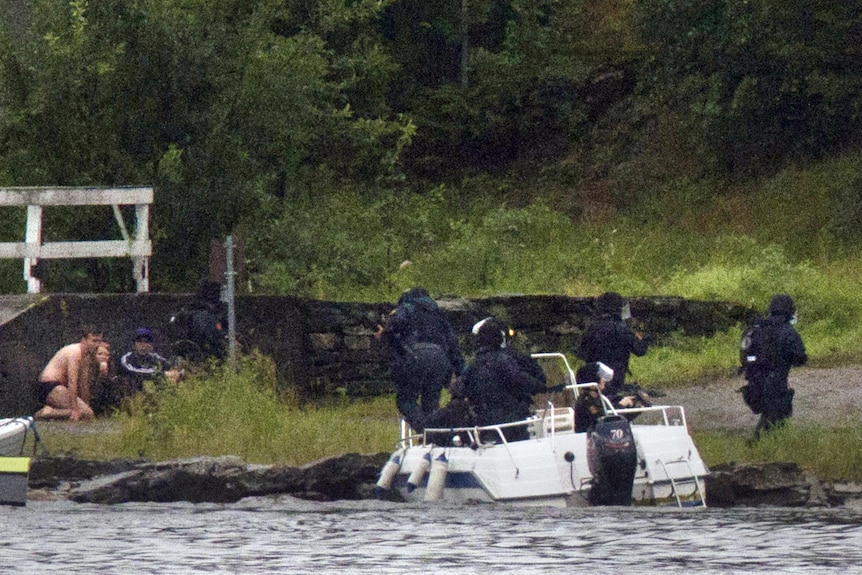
[531,407,575,437]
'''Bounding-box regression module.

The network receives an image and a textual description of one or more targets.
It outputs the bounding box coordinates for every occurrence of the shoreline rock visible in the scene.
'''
[29,453,395,505]
[706,462,862,509]
[27,455,862,508]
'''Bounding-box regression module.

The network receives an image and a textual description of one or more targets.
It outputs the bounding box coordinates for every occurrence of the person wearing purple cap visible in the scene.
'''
[119,328,181,394]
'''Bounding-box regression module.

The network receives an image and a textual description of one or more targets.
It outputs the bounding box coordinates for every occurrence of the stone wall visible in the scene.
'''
[0,293,754,416]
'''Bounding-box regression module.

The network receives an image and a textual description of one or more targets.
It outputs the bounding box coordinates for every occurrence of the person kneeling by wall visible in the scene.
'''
[34,326,101,422]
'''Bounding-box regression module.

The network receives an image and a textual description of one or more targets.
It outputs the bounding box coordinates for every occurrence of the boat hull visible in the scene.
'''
[387,421,707,507]
[379,353,709,507]
[0,418,35,506]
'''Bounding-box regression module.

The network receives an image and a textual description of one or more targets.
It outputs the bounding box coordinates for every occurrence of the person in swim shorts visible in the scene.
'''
[34,326,102,422]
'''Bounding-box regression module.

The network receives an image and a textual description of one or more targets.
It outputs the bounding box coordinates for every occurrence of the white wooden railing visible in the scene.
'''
[0,186,153,293]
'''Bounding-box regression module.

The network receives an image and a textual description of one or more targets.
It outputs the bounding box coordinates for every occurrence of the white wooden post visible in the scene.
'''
[0,187,153,293]
[24,205,42,294]
[133,203,150,292]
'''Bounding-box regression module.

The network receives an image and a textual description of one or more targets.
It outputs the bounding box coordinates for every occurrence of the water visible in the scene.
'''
[3,498,861,574]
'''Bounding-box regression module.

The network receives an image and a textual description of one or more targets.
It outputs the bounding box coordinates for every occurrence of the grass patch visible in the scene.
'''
[34,355,401,465]
[33,354,862,484]
[628,328,742,388]
[694,421,862,483]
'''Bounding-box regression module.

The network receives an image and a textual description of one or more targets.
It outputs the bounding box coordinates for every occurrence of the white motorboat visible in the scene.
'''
[0,416,37,457]
[377,353,708,507]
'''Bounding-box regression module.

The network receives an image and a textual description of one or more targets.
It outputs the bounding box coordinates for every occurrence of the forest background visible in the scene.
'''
[3,0,862,375]
[6,1,862,476]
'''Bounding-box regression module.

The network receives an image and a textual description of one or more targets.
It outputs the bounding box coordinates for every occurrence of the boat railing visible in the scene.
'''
[395,352,689,448]
[531,352,576,389]
[396,401,688,450]
[530,352,690,429]
[0,417,37,457]
[398,417,542,450]
[533,402,575,441]
[606,404,689,428]
[560,381,688,429]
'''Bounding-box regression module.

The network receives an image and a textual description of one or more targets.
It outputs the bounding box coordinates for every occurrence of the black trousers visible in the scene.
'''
[392,343,453,432]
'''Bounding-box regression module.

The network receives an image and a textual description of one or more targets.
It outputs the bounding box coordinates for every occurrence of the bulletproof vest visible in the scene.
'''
[741,317,781,370]
[405,306,444,347]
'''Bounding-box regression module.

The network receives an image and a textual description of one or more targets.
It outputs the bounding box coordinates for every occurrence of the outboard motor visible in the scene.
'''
[587,415,637,506]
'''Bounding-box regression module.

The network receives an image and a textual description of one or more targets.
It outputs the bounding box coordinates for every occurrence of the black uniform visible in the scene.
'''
[744,295,807,438]
[383,288,464,433]
[461,345,547,442]
[578,294,648,398]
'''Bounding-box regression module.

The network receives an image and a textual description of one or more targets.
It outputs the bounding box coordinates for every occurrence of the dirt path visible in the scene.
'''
[659,366,862,432]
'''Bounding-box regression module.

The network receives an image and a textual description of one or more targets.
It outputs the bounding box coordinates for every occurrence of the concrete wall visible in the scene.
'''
[0,293,754,417]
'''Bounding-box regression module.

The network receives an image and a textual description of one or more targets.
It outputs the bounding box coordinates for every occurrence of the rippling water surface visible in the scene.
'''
[3,498,861,574]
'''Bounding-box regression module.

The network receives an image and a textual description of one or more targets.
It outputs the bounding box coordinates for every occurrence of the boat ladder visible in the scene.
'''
[656,457,706,508]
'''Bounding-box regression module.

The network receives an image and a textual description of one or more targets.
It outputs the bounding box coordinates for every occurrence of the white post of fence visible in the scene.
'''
[133,203,150,292]
[23,205,42,294]
[0,186,153,293]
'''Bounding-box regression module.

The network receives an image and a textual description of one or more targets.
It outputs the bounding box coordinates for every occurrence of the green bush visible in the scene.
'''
[239,149,862,377]
[106,354,399,464]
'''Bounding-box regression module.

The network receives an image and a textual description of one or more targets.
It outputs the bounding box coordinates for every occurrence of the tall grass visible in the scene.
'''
[38,355,400,464]
[694,422,862,483]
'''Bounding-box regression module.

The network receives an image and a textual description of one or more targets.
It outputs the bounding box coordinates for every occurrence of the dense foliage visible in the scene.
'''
[1,0,862,300]
[13,2,862,480]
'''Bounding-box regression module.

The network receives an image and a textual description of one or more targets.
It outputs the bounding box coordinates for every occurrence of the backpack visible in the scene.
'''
[739,316,773,414]
[739,315,769,374]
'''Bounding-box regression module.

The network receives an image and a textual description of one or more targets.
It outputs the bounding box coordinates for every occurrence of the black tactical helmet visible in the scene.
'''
[768,294,796,318]
[576,362,600,384]
[472,317,507,349]
[596,291,625,315]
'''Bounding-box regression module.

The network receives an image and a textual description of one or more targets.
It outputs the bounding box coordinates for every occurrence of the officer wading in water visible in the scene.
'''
[739,294,807,440]
[376,288,465,433]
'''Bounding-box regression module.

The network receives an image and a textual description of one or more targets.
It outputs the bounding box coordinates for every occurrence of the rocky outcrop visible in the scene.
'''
[28,455,862,508]
[706,462,862,508]
[29,453,394,505]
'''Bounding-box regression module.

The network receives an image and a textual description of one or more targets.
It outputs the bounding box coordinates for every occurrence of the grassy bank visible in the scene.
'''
[35,355,401,466]
[30,153,862,484]
[694,422,862,483]
[31,354,862,484]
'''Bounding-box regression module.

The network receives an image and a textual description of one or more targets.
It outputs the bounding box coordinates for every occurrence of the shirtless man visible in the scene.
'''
[34,328,102,421]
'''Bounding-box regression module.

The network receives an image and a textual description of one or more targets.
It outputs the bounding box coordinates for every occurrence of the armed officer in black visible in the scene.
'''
[744,294,807,439]
[578,292,649,399]
[378,288,464,433]
[461,318,557,442]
